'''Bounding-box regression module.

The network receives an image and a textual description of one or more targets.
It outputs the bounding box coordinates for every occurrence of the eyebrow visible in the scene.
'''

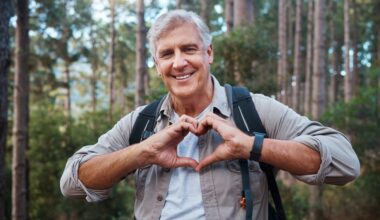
[180,43,199,49]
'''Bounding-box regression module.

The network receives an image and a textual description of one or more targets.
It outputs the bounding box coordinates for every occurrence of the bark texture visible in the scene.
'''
[277,0,287,103]
[135,0,147,107]
[0,0,13,218]
[12,0,29,219]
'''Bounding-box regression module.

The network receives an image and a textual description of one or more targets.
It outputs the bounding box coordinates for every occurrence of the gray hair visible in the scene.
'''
[147,9,212,58]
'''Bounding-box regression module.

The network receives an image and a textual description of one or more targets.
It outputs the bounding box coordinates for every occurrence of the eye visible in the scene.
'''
[159,50,173,59]
[184,47,197,53]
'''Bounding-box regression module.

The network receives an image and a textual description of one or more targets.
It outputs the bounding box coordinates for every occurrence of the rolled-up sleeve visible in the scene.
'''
[253,94,360,185]
[60,106,144,202]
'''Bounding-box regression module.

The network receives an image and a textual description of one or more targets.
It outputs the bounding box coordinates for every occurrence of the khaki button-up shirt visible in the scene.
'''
[60,76,360,220]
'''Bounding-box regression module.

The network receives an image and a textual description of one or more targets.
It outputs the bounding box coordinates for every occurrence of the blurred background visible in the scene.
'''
[0,0,379,219]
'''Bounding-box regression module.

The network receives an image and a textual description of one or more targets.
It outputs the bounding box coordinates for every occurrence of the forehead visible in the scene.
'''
[155,23,203,51]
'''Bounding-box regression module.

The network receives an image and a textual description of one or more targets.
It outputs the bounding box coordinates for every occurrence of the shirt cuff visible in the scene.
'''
[72,154,111,202]
[292,135,333,185]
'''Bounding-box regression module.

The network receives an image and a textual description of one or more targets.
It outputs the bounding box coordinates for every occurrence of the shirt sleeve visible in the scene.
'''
[252,94,360,185]
[60,106,144,202]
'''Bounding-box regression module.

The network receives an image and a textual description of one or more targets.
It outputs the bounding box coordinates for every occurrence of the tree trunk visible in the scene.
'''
[304,0,313,116]
[292,0,303,112]
[312,0,326,119]
[277,0,287,104]
[0,1,13,218]
[233,0,254,27]
[136,0,147,107]
[200,0,209,27]
[310,1,326,218]
[176,0,192,10]
[109,0,116,122]
[344,0,352,103]
[352,0,359,97]
[309,185,323,220]
[90,28,98,113]
[63,60,71,119]
[225,0,234,34]
[12,0,29,219]
[328,0,339,106]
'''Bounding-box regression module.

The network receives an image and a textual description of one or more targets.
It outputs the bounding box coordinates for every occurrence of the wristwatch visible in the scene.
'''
[249,132,266,161]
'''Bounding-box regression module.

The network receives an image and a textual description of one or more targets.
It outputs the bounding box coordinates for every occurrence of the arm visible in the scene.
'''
[195,113,321,175]
[60,110,199,200]
[253,94,360,185]
[78,115,199,189]
[195,94,360,185]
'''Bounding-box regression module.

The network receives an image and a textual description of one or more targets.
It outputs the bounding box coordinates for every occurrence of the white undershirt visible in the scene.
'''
[160,106,211,220]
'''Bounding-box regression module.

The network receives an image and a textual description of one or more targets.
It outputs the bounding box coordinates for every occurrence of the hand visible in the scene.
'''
[142,115,200,170]
[195,112,254,172]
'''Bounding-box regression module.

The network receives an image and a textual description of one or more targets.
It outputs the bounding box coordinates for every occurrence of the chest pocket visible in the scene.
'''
[226,159,266,205]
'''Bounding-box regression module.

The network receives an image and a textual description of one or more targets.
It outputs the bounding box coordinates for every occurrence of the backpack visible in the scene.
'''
[129,84,286,220]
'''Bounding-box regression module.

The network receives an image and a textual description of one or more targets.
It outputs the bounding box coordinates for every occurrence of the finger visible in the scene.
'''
[179,114,199,129]
[174,157,199,170]
[197,115,223,135]
[195,153,220,172]
[179,120,201,135]
[172,121,193,137]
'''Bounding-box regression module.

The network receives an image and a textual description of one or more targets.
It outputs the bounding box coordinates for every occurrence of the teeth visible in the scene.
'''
[175,74,191,80]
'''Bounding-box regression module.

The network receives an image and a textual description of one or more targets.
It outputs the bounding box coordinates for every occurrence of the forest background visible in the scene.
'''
[0,0,379,219]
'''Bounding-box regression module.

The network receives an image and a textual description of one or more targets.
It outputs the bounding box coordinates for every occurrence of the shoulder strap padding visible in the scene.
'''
[129,96,165,145]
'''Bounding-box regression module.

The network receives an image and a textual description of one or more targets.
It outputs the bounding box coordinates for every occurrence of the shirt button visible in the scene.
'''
[157,195,163,201]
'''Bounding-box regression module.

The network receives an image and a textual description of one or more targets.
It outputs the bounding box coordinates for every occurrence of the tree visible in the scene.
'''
[176,0,192,10]
[135,0,147,107]
[200,0,209,27]
[310,0,326,219]
[90,26,99,113]
[109,0,116,122]
[327,0,341,107]
[304,0,313,115]
[277,0,287,104]
[344,0,352,103]
[233,0,254,27]
[0,0,14,218]
[12,0,29,219]
[225,0,234,33]
[291,0,303,112]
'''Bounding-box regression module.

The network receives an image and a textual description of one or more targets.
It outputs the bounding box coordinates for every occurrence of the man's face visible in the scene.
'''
[154,22,213,101]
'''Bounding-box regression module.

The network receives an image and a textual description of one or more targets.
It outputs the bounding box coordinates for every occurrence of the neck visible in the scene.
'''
[171,77,214,117]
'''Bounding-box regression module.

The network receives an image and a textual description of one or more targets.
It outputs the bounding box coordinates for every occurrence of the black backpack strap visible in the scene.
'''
[225,84,286,220]
[129,95,166,145]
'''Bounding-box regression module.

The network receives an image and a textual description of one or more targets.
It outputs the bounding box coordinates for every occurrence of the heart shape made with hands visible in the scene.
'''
[148,112,252,172]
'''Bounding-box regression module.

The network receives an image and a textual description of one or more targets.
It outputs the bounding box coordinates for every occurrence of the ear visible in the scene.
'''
[207,44,214,64]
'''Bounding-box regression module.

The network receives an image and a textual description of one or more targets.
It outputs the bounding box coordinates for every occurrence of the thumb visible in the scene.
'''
[195,153,219,172]
[174,157,199,170]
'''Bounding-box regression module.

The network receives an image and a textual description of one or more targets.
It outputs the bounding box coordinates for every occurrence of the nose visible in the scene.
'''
[173,52,187,70]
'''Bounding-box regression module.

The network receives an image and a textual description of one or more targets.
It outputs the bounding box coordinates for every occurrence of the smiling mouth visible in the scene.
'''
[173,72,194,80]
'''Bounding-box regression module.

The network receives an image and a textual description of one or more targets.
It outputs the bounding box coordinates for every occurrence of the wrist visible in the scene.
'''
[135,140,156,167]
[249,132,265,161]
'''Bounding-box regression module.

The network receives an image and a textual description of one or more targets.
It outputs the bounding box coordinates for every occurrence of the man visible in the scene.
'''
[60,10,360,220]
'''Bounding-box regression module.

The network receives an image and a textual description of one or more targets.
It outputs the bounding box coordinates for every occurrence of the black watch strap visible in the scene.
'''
[249,132,265,161]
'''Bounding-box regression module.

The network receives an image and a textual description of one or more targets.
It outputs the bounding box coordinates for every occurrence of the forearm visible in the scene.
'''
[259,139,321,175]
[78,143,152,189]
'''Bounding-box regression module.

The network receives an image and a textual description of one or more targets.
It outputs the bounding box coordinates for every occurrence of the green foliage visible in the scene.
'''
[322,66,380,166]
[212,26,278,95]
[317,66,380,219]
[279,183,310,220]
[27,102,135,219]
[323,171,380,220]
